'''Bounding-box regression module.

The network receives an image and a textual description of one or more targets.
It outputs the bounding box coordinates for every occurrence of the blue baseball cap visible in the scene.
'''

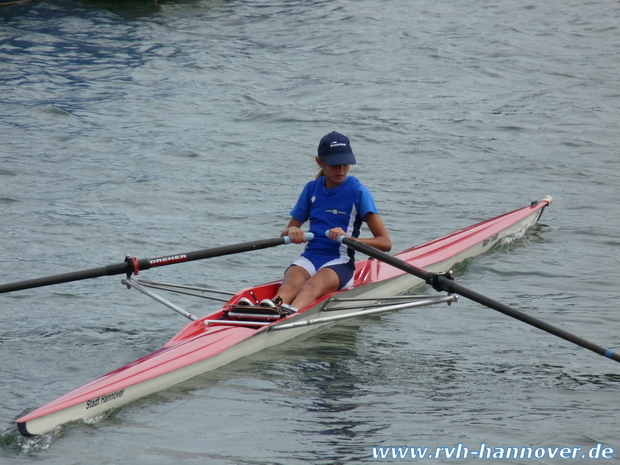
[317,132,357,165]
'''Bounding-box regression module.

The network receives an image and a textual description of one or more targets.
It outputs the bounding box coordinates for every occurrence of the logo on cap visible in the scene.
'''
[317,131,357,165]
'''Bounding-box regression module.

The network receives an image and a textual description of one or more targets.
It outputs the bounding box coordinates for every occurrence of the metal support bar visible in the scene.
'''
[202,319,271,327]
[122,278,198,321]
[134,279,234,302]
[322,294,454,312]
[329,294,441,302]
[272,294,458,331]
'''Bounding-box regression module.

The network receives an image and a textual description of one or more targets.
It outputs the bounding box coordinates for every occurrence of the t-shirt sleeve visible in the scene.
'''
[289,181,313,223]
[358,185,379,220]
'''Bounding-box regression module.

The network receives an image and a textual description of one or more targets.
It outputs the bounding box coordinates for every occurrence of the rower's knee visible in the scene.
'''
[298,273,338,300]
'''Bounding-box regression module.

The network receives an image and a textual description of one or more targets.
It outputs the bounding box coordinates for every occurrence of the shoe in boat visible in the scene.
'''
[260,299,298,314]
[237,297,253,306]
[279,303,298,314]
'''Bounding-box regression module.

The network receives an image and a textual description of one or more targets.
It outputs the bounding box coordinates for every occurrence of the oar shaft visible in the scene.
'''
[438,276,620,363]
[0,263,127,294]
[337,236,620,364]
[137,236,300,271]
[336,236,433,282]
[0,234,313,294]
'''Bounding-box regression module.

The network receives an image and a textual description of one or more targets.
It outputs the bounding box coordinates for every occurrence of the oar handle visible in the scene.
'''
[0,233,314,295]
[283,233,314,244]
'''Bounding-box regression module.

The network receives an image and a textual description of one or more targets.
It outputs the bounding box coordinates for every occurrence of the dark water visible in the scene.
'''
[1,0,619,463]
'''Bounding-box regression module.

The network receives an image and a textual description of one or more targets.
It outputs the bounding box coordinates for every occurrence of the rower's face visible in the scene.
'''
[318,160,350,188]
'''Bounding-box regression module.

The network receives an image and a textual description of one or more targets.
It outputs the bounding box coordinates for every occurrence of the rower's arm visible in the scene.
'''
[326,213,392,252]
[358,212,392,252]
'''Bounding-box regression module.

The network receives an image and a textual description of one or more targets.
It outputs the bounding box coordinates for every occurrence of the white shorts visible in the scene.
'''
[291,256,354,290]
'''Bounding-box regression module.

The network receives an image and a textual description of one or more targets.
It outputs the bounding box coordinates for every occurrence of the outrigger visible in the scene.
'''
[4,196,617,437]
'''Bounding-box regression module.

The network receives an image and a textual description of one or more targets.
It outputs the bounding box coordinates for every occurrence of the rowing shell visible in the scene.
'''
[15,197,552,436]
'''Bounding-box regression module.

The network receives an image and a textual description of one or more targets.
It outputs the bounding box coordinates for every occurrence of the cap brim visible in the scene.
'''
[321,153,357,166]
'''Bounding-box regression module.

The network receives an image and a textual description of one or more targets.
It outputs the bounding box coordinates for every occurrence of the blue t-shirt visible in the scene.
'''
[289,176,379,264]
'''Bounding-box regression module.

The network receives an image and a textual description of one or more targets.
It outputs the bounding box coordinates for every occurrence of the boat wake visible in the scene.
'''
[0,424,54,455]
[1,407,114,454]
[490,222,545,252]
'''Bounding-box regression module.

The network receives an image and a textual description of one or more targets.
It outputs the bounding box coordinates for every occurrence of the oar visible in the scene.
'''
[0,233,313,295]
[333,233,620,364]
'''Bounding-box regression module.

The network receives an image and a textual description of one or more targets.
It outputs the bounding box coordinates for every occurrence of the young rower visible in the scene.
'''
[264,131,391,313]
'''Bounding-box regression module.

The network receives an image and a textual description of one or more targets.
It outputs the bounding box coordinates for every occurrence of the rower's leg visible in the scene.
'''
[290,267,340,311]
[275,265,311,304]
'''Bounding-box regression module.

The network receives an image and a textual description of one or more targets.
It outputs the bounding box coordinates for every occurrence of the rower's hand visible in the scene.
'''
[326,227,347,241]
[287,226,308,244]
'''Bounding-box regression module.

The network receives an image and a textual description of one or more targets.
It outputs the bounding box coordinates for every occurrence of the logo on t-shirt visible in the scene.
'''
[325,209,347,215]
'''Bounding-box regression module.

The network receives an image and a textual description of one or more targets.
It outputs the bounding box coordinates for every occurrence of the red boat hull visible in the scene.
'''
[16,197,551,436]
